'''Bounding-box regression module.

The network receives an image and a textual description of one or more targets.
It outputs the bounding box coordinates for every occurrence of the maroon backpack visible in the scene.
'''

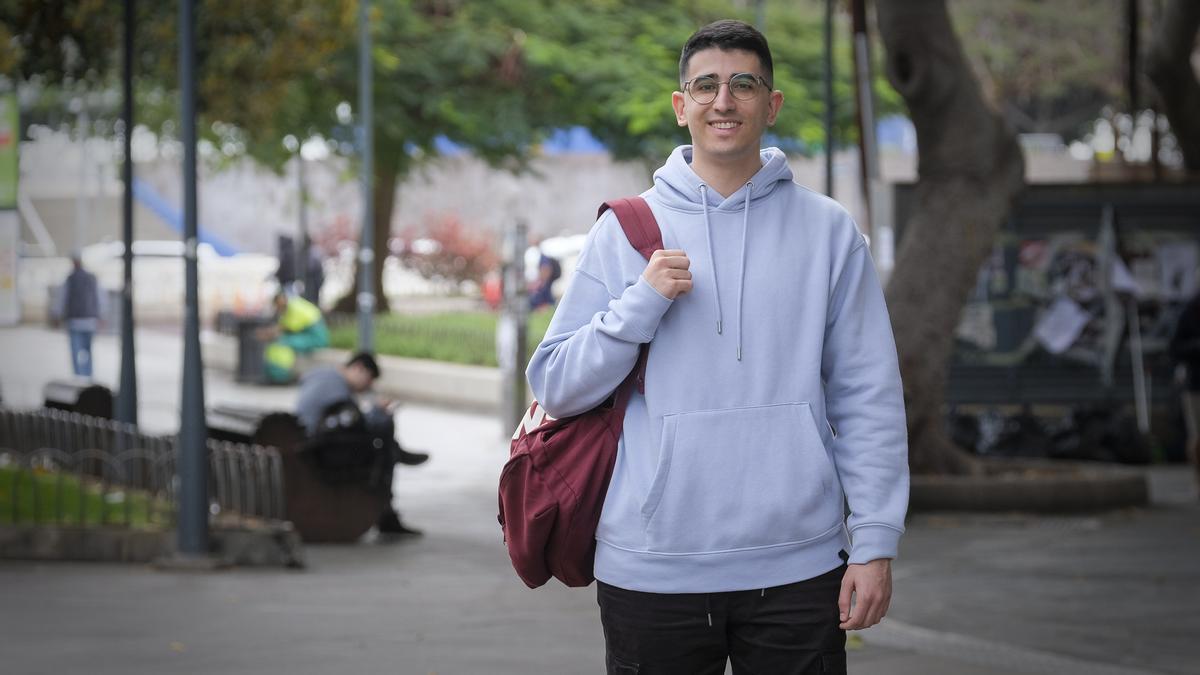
[498,196,663,588]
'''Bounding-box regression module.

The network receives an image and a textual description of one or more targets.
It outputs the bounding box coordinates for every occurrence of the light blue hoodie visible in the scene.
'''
[526,146,909,593]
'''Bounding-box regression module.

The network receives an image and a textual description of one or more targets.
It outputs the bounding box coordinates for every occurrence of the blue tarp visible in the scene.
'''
[132,177,239,256]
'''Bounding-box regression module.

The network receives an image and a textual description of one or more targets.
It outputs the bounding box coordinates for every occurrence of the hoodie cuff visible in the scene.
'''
[611,277,673,343]
[848,524,902,564]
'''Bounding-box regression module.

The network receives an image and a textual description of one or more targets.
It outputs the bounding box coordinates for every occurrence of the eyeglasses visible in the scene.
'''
[682,73,771,105]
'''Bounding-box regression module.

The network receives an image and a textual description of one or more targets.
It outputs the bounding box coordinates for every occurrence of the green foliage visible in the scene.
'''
[5,0,897,166]
[0,465,170,529]
[328,310,554,367]
[0,0,121,85]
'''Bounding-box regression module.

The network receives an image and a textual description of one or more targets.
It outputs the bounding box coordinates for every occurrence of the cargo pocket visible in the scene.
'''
[641,402,841,553]
[820,651,847,674]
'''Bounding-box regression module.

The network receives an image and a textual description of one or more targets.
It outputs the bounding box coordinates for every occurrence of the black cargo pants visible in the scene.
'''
[597,565,847,675]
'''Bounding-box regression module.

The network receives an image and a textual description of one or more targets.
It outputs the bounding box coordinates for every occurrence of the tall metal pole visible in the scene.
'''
[500,220,528,435]
[298,148,314,302]
[177,0,208,557]
[298,148,308,249]
[850,0,878,237]
[1127,0,1140,117]
[823,0,835,198]
[357,0,375,352]
[117,0,138,427]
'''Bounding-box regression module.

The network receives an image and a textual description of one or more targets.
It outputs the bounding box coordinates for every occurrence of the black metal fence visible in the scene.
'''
[0,407,286,528]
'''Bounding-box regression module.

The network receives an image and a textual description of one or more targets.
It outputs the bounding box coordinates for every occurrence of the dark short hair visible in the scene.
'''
[346,351,381,379]
[679,19,774,88]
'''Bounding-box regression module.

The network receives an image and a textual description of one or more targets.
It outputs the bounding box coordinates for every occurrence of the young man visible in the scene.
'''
[295,352,429,535]
[526,20,909,674]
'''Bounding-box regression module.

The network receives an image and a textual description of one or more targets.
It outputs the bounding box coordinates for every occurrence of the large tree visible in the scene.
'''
[875,0,1026,475]
[1145,0,1200,171]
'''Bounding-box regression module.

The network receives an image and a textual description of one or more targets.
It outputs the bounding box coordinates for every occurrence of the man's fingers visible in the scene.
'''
[651,250,690,268]
[666,269,692,280]
[837,576,853,625]
[840,591,887,630]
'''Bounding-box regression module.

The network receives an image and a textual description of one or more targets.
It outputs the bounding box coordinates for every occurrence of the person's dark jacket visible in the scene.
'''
[64,268,100,320]
[1170,294,1200,391]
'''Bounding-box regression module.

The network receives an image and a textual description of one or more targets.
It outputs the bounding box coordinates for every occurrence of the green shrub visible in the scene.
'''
[0,466,170,529]
[329,310,556,367]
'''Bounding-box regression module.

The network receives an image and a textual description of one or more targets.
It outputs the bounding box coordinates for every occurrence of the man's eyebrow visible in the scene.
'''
[690,72,719,80]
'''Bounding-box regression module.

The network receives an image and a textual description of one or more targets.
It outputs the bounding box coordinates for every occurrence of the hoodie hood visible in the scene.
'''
[651,145,794,212]
[650,145,795,360]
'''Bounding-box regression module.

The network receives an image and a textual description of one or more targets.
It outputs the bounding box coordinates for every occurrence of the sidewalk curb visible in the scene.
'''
[0,523,305,569]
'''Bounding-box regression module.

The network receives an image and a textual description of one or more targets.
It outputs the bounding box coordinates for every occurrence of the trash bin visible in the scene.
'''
[43,380,115,419]
[236,316,275,383]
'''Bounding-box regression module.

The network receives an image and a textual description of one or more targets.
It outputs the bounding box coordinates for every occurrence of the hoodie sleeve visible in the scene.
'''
[526,217,673,419]
[821,239,910,564]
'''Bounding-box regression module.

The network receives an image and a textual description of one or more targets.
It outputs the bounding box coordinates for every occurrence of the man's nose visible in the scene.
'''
[712,83,737,110]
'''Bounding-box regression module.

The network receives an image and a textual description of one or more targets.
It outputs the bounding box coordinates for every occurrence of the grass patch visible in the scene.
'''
[329,310,556,367]
[0,465,171,529]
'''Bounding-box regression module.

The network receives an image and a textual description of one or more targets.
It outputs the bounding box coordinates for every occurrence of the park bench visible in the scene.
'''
[207,404,389,543]
[43,380,115,420]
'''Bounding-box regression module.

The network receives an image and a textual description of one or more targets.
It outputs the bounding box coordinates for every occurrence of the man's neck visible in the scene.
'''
[690,151,763,199]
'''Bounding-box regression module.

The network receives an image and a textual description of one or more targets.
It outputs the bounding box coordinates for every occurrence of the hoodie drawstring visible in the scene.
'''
[706,594,713,627]
[736,182,751,362]
[700,185,723,336]
[699,182,751,361]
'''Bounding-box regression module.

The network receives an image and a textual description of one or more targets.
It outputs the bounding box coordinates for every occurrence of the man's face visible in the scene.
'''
[672,48,783,168]
[344,364,375,393]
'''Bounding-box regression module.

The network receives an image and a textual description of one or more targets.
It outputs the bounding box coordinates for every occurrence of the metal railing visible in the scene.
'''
[0,407,286,528]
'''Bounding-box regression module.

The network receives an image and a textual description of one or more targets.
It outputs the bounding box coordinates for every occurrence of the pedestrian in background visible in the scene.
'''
[55,254,105,379]
[258,291,330,384]
[1169,291,1200,491]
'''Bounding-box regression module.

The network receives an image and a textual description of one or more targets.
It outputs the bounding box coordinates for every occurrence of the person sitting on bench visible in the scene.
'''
[294,351,430,535]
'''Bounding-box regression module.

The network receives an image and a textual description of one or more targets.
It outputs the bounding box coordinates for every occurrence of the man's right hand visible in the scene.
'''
[643,249,692,300]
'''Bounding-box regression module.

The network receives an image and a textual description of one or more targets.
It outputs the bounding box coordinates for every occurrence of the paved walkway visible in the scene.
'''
[0,325,1196,674]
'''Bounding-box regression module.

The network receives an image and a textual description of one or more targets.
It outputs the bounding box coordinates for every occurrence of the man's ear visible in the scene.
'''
[767,90,784,126]
[671,91,688,127]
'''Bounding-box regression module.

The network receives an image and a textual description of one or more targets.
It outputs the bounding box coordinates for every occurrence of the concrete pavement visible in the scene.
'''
[1,324,1197,674]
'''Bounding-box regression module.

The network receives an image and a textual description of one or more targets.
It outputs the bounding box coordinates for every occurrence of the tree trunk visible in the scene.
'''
[1145,0,1200,172]
[332,158,401,315]
[875,1,1026,475]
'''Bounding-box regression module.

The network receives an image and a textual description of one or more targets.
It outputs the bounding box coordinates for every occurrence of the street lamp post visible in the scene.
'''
[357,0,375,352]
[117,0,138,427]
[177,0,209,558]
[823,0,835,199]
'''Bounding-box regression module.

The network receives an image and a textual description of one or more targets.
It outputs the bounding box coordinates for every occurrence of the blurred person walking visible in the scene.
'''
[55,254,105,378]
[526,20,909,674]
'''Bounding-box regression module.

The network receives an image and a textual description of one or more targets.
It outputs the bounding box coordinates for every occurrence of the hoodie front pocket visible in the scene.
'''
[641,402,841,554]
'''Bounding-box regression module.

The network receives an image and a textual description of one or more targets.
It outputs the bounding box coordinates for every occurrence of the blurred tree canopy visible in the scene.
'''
[949,0,1126,141]
[3,0,900,309]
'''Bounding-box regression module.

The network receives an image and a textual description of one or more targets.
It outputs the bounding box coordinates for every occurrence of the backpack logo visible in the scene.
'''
[512,403,557,440]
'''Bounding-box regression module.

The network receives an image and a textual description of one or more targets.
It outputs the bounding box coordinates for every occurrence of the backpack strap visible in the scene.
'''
[598,196,662,396]
[598,197,663,261]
